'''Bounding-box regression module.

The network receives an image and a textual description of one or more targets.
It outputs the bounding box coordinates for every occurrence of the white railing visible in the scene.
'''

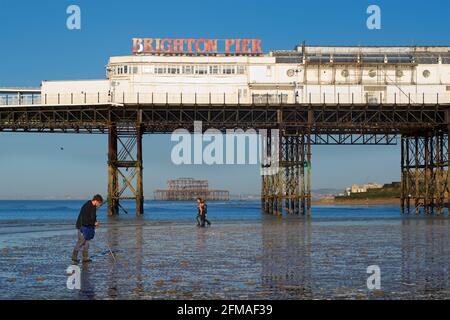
[0,92,447,106]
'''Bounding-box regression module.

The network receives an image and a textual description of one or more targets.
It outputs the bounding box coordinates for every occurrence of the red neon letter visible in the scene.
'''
[196,39,207,53]
[132,38,143,53]
[143,38,154,53]
[173,39,184,53]
[154,38,161,52]
[252,39,262,54]
[186,39,195,53]
[206,39,218,53]
[235,39,241,53]
[241,39,251,53]
[225,39,235,53]
[161,38,173,52]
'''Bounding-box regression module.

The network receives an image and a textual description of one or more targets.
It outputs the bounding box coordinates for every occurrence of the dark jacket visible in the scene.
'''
[75,201,97,229]
[199,203,207,216]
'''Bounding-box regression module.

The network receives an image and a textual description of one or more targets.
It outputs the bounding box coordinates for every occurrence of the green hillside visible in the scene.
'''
[335,182,400,201]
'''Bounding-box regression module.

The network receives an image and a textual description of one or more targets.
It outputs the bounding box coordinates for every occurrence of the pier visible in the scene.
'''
[0,92,448,216]
[1,44,450,217]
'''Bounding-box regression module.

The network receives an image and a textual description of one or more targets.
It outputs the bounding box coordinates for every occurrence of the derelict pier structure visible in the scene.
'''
[154,178,230,201]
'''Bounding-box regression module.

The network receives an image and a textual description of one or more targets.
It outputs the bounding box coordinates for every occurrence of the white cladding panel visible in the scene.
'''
[41,80,111,104]
[41,80,110,94]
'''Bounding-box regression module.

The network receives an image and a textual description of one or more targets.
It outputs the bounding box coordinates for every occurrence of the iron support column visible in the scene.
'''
[108,125,119,216]
[107,125,144,216]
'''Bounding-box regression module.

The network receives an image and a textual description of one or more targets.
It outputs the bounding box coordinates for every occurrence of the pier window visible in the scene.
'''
[114,65,139,74]
[168,65,180,74]
[131,64,246,76]
[182,65,194,74]
[238,88,248,98]
[237,65,246,74]
[209,65,219,74]
[195,65,208,75]
[155,66,167,74]
[223,65,236,74]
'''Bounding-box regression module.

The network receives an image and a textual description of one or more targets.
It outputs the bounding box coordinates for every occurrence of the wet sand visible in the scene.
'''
[0,216,449,299]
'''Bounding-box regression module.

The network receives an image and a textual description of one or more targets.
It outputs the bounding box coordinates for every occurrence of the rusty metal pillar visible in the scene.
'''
[438,130,448,215]
[261,130,269,213]
[263,130,269,213]
[414,136,420,214]
[424,132,430,214]
[401,136,405,214]
[435,132,444,215]
[306,109,313,216]
[405,137,411,213]
[401,135,413,214]
[283,136,291,214]
[136,125,144,215]
[261,128,283,215]
[401,130,448,216]
[306,131,312,215]
[261,127,313,217]
[108,125,119,216]
[107,125,144,216]
[280,134,303,215]
[300,134,306,215]
[275,132,283,216]
[447,124,450,215]
[294,136,300,215]
[261,128,276,215]
[262,129,311,216]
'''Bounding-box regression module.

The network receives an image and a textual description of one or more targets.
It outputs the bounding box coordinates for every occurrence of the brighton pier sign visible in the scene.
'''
[132,38,262,55]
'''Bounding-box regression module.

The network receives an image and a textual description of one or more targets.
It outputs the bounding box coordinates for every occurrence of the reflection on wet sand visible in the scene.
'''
[79,264,95,299]
[0,214,448,299]
[401,217,450,298]
[261,216,312,299]
[196,227,209,250]
[134,218,144,297]
[106,219,119,299]
[260,216,450,299]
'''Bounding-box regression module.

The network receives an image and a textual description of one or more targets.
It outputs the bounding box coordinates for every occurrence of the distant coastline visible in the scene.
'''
[313,197,400,206]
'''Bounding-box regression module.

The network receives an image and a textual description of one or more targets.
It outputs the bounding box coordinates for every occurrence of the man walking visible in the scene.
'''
[199,199,211,227]
[196,197,203,226]
[71,194,103,264]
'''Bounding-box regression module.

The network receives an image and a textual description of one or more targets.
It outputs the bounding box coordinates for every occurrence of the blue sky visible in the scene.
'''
[0,0,448,199]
